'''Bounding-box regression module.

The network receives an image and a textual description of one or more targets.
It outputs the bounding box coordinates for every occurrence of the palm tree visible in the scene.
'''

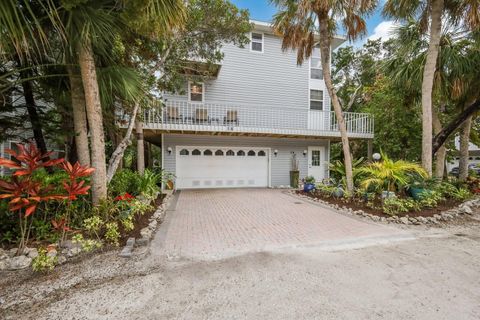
[384,0,480,176]
[384,21,480,180]
[271,0,377,194]
[60,0,185,203]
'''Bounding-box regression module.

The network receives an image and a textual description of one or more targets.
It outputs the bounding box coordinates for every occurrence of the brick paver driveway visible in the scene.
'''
[153,189,410,259]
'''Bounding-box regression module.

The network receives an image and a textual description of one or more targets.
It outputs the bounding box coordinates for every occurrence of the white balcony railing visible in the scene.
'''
[136,100,374,138]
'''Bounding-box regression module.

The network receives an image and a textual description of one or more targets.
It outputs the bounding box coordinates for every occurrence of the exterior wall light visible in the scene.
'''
[273,149,278,156]
[167,147,173,155]
[372,152,381,161]
[303,150,307,156]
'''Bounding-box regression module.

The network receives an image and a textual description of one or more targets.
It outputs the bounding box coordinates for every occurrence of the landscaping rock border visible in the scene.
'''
[119,192,173,257]
[290,191,480,226]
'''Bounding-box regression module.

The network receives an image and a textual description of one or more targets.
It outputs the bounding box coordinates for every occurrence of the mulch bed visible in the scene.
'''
[298,190,462,218]
[119,194,165,243]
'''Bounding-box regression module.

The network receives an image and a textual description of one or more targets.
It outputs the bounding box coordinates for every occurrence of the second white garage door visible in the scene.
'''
[175,146,270,189]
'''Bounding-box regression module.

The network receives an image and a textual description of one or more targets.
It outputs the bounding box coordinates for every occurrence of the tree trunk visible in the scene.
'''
[78,40,107,204]
[20,78,49,155]
[317,13,354,193]
[136,119,145,175]
[106,103,140,182]
[432,98,480,154]
[67,66,91,166]
[432,109,446,179]
[459,115,472,181]
[420,0,444,176]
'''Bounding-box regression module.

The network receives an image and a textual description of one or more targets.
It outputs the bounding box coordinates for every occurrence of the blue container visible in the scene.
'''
[303,183,316,192]
[409,187,427,200]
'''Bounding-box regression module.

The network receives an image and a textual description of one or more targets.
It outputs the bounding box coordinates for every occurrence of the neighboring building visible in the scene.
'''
[126,20,374,189]
[446,136,480,173]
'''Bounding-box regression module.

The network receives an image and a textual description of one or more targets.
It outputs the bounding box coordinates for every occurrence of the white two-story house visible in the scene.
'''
[140,20,374,189]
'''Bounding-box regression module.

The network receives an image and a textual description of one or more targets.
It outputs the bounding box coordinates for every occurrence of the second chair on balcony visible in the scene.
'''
[224,110,239,126]
[195,108,210,124]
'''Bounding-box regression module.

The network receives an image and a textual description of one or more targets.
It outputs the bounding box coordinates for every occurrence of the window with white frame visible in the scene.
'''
[188,82,204,102]
[310,46,323,80]
[250,32,263,52]
[310,89,324,110]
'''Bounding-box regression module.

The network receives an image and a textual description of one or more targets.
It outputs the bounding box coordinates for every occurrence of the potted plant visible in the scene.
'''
[290,153,300,188]
[303,175,316,192]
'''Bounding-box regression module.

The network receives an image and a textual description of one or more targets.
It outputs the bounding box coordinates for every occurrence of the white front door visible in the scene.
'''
[307,146,325,182]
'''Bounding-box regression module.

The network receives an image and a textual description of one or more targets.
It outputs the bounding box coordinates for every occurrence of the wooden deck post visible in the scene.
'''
[367,139,373,161]
[136,120,145,174]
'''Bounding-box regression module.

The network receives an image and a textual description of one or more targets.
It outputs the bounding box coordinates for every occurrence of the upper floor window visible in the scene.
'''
[310,89,324,110]
[310,46,323,80]
[188,82,204,102]
[250,32,264,53]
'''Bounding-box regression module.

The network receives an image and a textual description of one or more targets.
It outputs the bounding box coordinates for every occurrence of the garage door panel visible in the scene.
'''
[176,146,269,189]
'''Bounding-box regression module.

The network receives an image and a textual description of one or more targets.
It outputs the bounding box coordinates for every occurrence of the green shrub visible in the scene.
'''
[83,216,104,239]
[72,234,103,252]
[32,248,57,272]
[105,222,120,246]
[137,169,161,199]
[109,169,142,197]
[418,190,444,208]
[450,187,472,201]
[304,175,316,184]
[382,198,420,215]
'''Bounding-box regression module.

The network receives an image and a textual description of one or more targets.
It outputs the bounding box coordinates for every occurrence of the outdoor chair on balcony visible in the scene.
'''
[224,110,239,126]
[165,106,183,123]
[195,108,210,124]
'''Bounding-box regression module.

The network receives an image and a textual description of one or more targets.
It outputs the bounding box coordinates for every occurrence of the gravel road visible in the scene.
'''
[1,217,480,320]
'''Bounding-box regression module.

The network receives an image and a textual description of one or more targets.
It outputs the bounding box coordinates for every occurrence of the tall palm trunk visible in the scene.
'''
[67,66,91,166]
[459,115,472,181]
[78,40,107,204]
[432,108,446,179]
[136,119,145,174]
[18,70,48,155]
[421,0,444,176]
[317,13,354,192]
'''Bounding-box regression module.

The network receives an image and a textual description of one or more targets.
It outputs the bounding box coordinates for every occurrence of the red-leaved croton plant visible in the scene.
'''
[0,142,94,255]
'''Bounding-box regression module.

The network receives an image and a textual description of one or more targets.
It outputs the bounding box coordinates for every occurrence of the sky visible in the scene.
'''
[230,0,399,47]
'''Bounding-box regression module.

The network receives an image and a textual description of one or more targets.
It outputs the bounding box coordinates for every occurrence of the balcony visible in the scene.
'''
[134,100,374,139]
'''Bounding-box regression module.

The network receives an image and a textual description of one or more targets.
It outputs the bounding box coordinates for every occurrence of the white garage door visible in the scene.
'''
[175,146,270,189]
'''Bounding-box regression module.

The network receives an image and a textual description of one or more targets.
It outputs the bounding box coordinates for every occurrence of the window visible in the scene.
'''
[310,89,324,110]
[215,150,224,156]
[188,82,204,102]
[310,46,323,80]
[258,150,266,156]
[204,149,212,156]
[237,150,245,156]
[250,32,263,52]
[179,149,189,156]
[226,150,235,156]
[311,150,321,166]
[248,150,256,156]
[192,149,201,156]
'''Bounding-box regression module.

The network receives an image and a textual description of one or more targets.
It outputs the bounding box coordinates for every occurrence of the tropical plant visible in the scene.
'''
[304,176,316,184]
[0,143,64,254]
[382,197,421,215]
[0,143,94,253]
[358,152,428,193]
[32,247,57,272]
[329,157,364,187]
[271,0,377,194]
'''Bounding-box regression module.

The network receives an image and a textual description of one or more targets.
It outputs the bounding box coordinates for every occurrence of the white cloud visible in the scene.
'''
[368,20,400,41]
